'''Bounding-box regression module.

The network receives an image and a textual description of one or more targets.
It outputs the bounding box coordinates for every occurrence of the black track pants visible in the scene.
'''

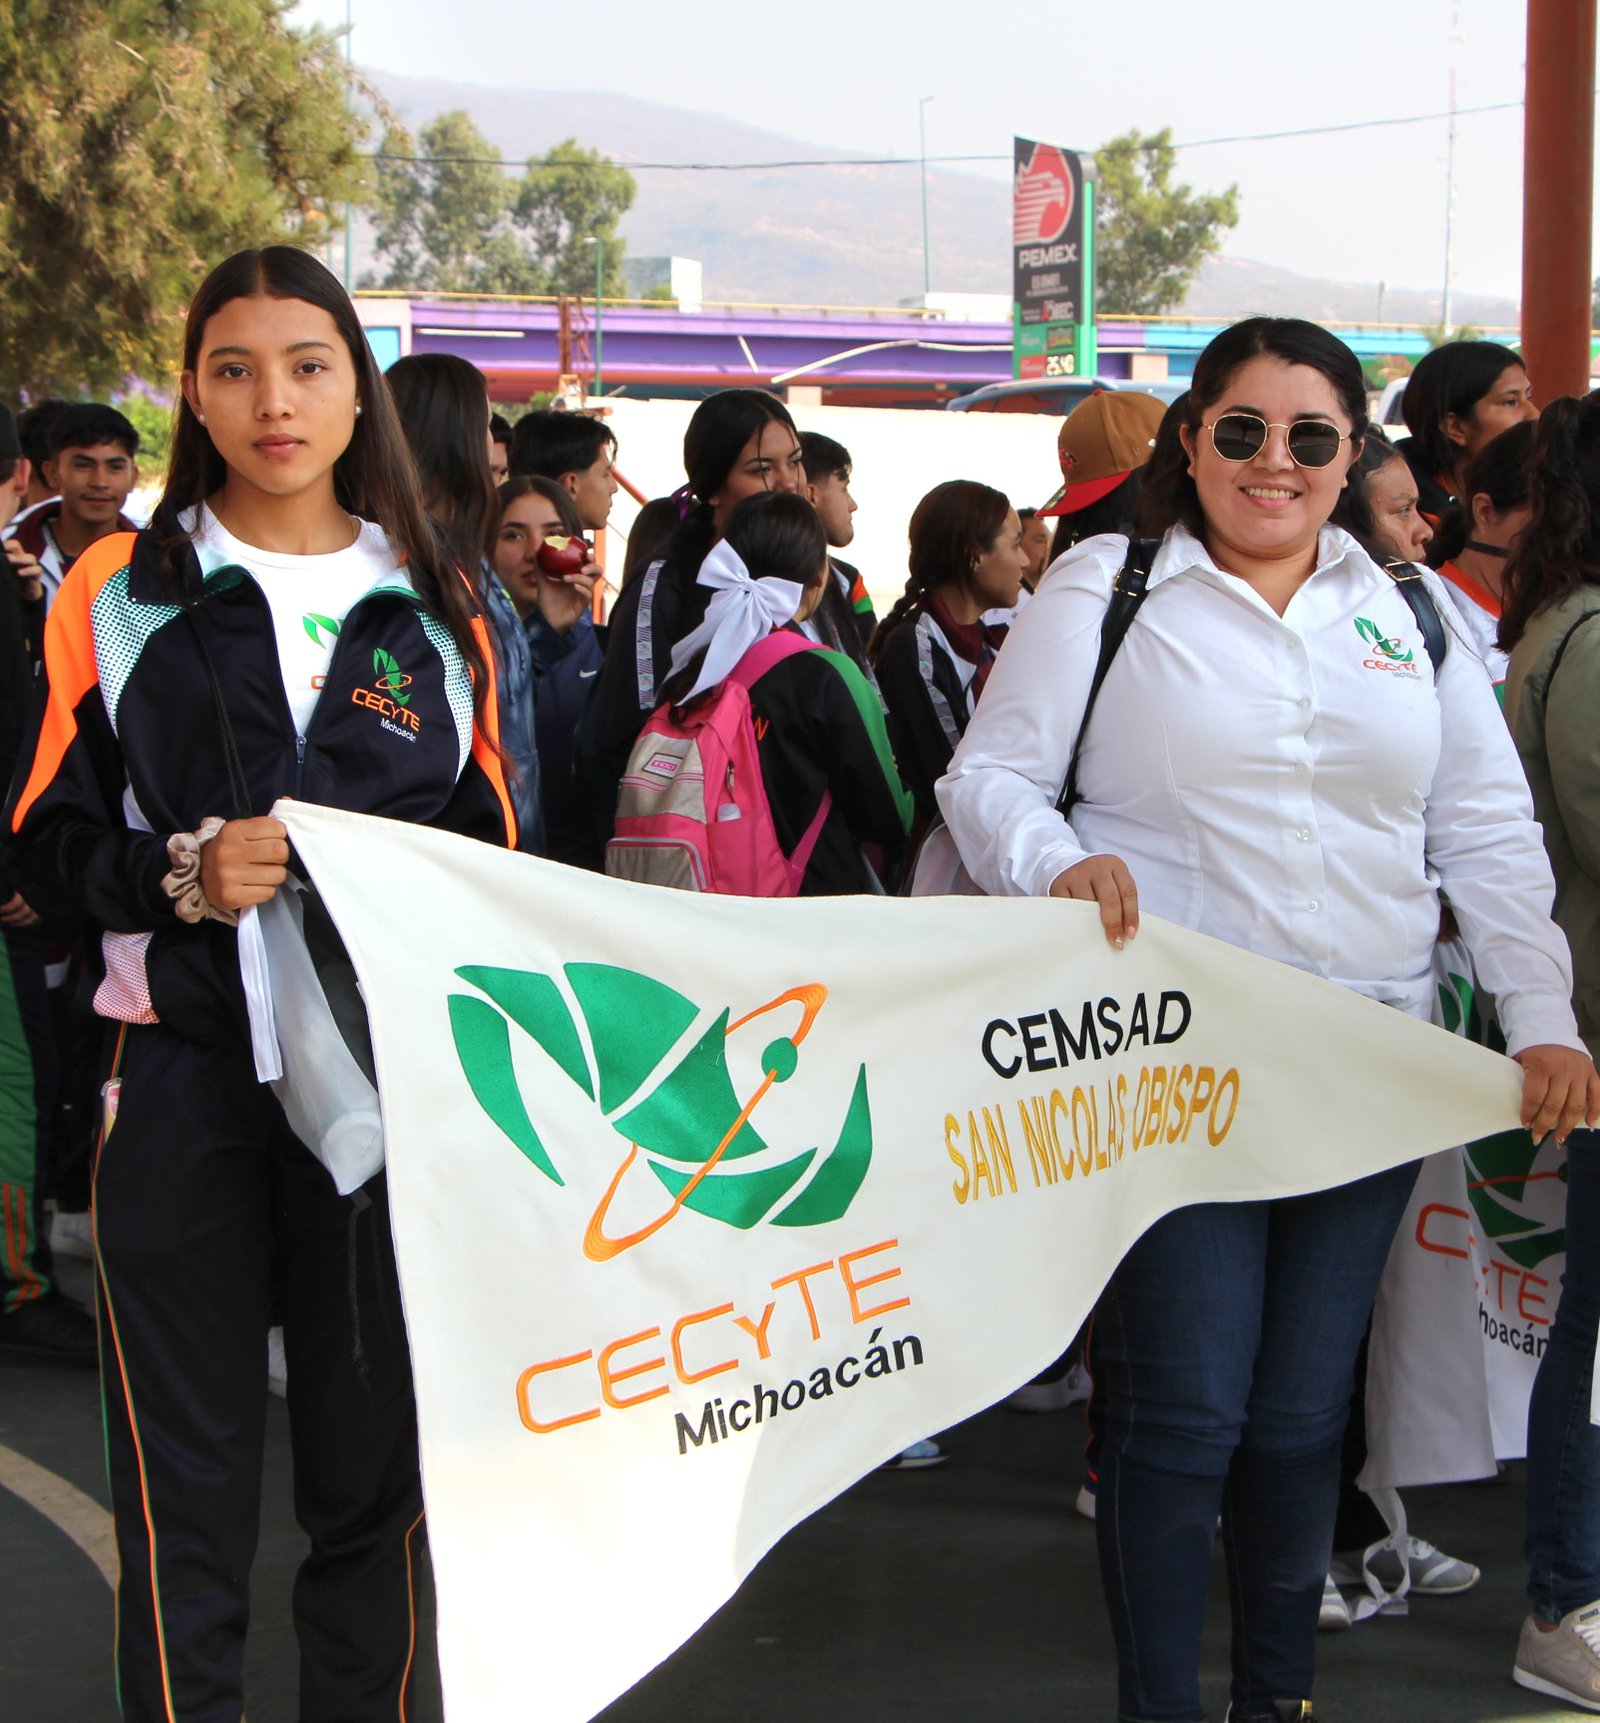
[93,1023,423,1723]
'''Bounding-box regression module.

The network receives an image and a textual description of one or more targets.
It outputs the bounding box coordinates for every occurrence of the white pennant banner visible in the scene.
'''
[278,800,1526,1723]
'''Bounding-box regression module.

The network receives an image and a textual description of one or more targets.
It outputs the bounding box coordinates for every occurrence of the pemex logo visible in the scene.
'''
[1439,970,1567,1269]
[447,963,873,1262]
[1355,617,1414,664]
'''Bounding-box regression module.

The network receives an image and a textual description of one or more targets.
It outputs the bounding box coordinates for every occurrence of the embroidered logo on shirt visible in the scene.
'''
[1354,617,1420,675]
[352,647,421,739]
[303,612,341,647]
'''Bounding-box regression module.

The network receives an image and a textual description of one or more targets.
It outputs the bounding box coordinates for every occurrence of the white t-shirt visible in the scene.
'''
[188,505,401,735]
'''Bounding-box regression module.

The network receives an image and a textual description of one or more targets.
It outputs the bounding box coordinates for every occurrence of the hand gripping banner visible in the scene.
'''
[278,801,1526,1723]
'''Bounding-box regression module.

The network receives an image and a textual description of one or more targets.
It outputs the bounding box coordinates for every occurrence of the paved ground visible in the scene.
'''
[0,1258,1583,1721]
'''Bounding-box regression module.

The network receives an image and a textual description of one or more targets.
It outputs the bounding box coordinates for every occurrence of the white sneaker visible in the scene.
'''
[1331,1533,1479,1596]
[1006,1361,1092,1412]
[49,1208,94,1261]
[1515,1602,1600,1712]
[1319,1573,1352,1631]
[267,1326,288,1399]
[1074,1481,1097,1522]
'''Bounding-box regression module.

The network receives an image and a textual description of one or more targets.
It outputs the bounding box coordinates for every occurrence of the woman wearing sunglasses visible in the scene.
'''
[940,316,1595,1723]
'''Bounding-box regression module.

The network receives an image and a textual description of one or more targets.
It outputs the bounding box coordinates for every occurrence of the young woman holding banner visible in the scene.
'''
[5,246,514,1722]
[939,316,1597,1723]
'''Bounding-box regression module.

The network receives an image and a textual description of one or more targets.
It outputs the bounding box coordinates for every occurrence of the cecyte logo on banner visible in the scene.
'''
[447,963,874,1260]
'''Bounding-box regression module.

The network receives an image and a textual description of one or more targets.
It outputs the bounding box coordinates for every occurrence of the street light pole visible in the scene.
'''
[343,0,354,288]
[585,237,604,397]
[918,95,935,300]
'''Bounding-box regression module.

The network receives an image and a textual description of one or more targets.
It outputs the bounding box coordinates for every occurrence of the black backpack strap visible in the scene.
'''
[1544,608,1600,692]
[1056,538,1158,818]
[1384,559,1447,678]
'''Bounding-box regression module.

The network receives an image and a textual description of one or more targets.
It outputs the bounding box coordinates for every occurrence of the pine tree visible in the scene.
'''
[0,1,370,397]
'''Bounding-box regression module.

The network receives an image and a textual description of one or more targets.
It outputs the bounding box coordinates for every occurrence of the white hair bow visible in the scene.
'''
[666,539,804,703]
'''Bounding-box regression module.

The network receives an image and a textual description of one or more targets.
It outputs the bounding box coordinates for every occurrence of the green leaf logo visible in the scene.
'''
[303,612,341,647]
[372,646,411,705]
[447,963,873,1260]
[1355,616,1413,663]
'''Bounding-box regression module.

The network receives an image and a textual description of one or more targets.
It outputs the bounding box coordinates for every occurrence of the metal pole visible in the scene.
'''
[919,95,935,299]
[343,0,354,288]
[1442,0,1460,331]
[589,237,604,398]
[1523,0,1597,400]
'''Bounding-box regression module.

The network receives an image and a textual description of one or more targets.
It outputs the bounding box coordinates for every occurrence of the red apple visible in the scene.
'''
[536,534,591,577]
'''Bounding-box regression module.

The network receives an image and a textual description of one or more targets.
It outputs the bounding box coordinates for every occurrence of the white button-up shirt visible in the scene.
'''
[937,525,1581,1056]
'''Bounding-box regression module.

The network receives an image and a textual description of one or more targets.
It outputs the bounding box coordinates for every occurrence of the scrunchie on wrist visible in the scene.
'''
[162,817,239,927]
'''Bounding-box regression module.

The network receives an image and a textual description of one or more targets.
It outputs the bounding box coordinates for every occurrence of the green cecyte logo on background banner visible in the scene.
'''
[1438,970,1567,1269]
[447,963,873,1259]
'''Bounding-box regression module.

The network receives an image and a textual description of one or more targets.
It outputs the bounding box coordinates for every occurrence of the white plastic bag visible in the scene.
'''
[239,880,385,1195]
[907,818,984,896]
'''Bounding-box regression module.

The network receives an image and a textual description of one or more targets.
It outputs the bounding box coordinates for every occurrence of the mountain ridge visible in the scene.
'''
[359,69,1520,328]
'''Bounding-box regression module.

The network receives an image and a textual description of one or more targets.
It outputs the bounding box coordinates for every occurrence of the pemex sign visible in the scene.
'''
[1013,136,1096,383]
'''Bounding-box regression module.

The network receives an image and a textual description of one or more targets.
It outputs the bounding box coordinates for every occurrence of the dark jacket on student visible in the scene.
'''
[745,636,912,895]
[526,610,607,868]
[6,529,514,1050]
[873,594,1008,824]
[592,550,710,781]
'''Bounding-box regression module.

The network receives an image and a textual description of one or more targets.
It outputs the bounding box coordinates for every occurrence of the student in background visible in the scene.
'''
[619,496,679,594]
[492,475,604,867]
[1018,506,1052,590]
[1428,420,1537,691]
[489,412,512,484]
[510,409,619,534]
[1500,390,1600,1715]
[869,481,1029,829]
[14,399,66,511]
[12,403,140,608]
[1397,340,1538,526]
[1040,389,1166,563]
[592,389,805,779]
[0,402,96,1365]
[388,352,542,852]
[799,430,876,664]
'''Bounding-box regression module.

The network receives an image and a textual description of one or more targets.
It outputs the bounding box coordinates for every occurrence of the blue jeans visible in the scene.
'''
[1526,1129,1600,1622]
[1094,1162,1419,1722]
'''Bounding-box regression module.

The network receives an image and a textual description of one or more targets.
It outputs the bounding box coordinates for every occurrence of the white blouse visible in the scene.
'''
[937,524,1580,1056]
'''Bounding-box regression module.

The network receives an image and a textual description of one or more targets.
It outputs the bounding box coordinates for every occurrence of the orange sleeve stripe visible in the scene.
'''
[10,533,139,833]
[467,610,517,849]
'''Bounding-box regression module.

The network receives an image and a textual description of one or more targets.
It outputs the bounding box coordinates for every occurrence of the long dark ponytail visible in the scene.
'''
[152,246,491,718]
[1499,392,1600,651]
[868,480,1011,662]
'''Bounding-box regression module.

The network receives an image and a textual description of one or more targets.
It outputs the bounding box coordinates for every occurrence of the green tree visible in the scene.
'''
[367,120,634,296]
[0,2,369,398]
[514,141,634,297]
[1092,129,1239,317]
[367,110,539,293]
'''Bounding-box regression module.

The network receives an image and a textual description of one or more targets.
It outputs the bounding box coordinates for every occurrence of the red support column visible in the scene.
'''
[1522,0,1598,403]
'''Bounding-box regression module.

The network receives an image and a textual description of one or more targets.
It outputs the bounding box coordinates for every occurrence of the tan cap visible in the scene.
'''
[1038,390,1167,517]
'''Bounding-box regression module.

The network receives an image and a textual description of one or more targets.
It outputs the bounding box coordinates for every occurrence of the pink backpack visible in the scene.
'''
[605,632,832,896]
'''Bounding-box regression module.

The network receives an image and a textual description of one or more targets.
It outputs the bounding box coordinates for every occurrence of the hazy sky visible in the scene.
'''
[293,0,1578,308]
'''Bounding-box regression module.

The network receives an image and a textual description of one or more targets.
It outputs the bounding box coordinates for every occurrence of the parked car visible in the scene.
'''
[946,377,1187,414]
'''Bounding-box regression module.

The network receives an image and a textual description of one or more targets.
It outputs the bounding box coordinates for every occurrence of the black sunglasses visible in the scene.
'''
[1203,413,1348,470]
